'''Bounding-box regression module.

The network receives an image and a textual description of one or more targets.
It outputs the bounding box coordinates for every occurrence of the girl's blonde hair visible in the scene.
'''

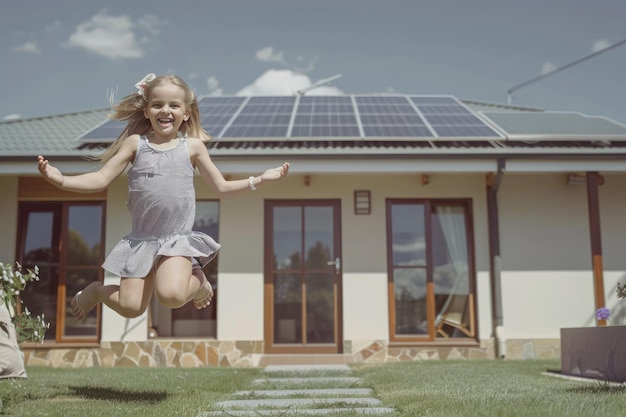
[95,74,212,163]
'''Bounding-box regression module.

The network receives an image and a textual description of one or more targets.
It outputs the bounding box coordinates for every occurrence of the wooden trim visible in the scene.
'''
[586,172,606,326]
[18,177,106,201]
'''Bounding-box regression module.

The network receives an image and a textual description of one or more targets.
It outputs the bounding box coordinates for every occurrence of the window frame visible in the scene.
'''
[16,200,106,344]
[386,198,478,344]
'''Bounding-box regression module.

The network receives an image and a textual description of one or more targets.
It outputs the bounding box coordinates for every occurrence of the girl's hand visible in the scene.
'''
[261,162,290,182]
[37,155,64,187]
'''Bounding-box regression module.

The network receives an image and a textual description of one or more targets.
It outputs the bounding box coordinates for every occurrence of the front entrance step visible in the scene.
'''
[264,364,352,374]
[234,388,373,397]
[259,354,349,366]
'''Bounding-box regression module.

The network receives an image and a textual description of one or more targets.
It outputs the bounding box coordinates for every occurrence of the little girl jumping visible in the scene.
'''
[37,73,289,322]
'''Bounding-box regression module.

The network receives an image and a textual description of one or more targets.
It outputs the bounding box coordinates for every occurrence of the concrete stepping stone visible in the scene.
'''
[234,388,373,397]
[198,362,394,416]
[196,407,394,417]
[215,397,382,408]
[199,407,395,416]
[251,376,364,386]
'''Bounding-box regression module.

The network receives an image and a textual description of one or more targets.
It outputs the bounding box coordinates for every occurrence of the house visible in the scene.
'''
[1,94,625,368]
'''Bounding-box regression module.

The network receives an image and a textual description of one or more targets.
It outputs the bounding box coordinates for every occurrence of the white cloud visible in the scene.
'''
[541,61,557,75]
[206,76,223,96]
[236,69,342,96]
[3,114,22,121]
[13,41,41,54]
[64,10,165,59]
[256,46,288,66]
[256,47,317,74]
[592,38,611,52]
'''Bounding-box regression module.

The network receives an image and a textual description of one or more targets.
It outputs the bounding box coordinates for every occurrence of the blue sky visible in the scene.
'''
[2,0,626,124]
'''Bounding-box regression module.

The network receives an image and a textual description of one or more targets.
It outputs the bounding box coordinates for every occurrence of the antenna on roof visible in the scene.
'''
[296,74,342,96]
[507,37,626,105]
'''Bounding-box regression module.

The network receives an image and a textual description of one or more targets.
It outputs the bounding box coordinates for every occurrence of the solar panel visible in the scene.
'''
[355,96,433,138]
[198,96,246,137]
[76,94,507,142]
[409,97,501,138]
[290,96,360,138]
[220,96,295,138]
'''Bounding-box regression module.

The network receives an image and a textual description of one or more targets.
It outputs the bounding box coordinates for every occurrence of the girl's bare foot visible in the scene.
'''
[71,281,102,322]
[192,278,213,309]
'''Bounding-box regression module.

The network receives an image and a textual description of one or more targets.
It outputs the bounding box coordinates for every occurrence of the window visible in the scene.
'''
[149,200,219,338]
[387,199,476,342]
[17,202,105,343]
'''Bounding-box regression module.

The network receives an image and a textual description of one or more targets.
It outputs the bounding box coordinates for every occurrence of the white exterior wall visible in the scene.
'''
[211,172,494,343]
[497,172,626,339]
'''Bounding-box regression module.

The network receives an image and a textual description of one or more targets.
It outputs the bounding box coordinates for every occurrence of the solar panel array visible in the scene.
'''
[78,95,504,142]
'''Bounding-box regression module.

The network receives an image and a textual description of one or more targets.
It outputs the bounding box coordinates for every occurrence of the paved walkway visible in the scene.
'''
[198,364,394,416]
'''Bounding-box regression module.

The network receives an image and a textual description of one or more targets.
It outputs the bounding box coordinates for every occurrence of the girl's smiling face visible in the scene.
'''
[145,82,189,140]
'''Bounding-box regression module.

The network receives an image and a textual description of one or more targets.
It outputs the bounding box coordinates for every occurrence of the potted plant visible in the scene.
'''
[0,262,50,379]
[560,282,626,383]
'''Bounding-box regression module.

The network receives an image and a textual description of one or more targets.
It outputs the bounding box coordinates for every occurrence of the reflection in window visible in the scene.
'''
[67,206,103,266]
[304,207,333,269]
[273,207,302,270]
[274,273,302,343]
[306,273,334,343]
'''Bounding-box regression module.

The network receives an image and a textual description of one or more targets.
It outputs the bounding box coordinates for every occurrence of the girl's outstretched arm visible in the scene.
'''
[37,135,138,193]
[188,138,289,194]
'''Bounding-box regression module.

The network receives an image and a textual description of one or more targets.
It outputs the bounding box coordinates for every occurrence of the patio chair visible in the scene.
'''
[435,292,475,338]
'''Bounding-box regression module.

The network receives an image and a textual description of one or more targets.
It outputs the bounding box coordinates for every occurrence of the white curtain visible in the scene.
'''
[434,206,469,323]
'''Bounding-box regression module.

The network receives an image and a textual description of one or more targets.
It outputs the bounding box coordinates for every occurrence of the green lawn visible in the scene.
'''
[1,359,624,416]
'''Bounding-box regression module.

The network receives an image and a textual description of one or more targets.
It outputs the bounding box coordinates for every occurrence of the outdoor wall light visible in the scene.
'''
[567,173,604,185]
[354,190,371,215]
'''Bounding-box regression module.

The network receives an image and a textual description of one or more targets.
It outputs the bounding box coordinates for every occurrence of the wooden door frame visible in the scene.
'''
[263,199,343,354]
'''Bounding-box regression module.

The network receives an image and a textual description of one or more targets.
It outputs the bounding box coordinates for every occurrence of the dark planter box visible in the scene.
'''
[560,326,626,383]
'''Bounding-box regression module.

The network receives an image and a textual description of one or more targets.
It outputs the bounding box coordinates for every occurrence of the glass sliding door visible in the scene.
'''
[265,200,342,353]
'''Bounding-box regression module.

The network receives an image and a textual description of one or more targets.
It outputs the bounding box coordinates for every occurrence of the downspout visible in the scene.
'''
[487,158,506,358]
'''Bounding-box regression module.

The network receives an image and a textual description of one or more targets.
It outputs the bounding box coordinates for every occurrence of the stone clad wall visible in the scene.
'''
[23,341,264,368]
[21,338,560,368]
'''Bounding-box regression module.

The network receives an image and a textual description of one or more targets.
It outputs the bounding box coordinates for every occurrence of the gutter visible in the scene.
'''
[487,158,506,358]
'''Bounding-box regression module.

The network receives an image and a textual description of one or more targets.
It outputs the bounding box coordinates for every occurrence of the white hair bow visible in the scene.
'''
[134,73,156,98]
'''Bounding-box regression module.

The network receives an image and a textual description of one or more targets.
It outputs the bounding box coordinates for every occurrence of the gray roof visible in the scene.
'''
[2,100,626,164]
[0,109,110,157]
